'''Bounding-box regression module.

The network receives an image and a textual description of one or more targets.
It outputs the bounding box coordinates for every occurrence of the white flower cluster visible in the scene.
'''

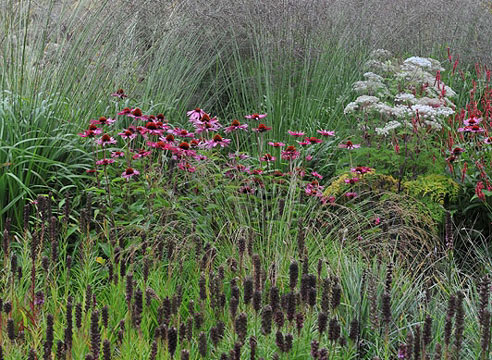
[345,50,456,132]
[375,120,402,136]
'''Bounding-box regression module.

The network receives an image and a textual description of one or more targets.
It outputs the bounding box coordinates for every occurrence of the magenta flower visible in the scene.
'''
[281,145,300,160]
[132,149,152,160]
[244,113,267,120]
[172,142,197,158]
[320,195,335,204]
[194,116,222,134]
[160,134,177,144]
[248,169,264,175]
[297,140,310,146]
[96,134,117,147]
[204,134,231,148]
[90,116,116,126]
[268,141,285,147]
[169,128,195,138]
[305,155,313,161]
[96,158,115,166]
[260,154,276,162]
[351,166,373,174]
[451,147,465,156]
[317,130,335,136]
[252,124,272,133]
[304,137,323,144]
[288,130,305,137]
[118,129,137,140]
[484,136,492,144]
[178,161,197,173]
[239,185,256,195]
[224,119,248,133]
[463,116,482,126]
[345,192,358,199]
[305,181,324,197]
[127,108,147,120]
[78,130,97,138]
[344,177,359,184]
[228,153,250,160]
[187,108,206,123]
[111,89,128,99]
[144,122,166,136]
[111,151,125,158]
[311,171,323,179]
[458,125,484,133]
[117,107,132,116]
[122,167,140,180]
[339,140,360,149]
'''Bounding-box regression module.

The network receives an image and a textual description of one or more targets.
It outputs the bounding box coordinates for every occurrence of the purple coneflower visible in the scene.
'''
[317,130,335,136]
[118,129,137,140]
[339,140,360,149]
[96,134,117,147]
[260,154,276,162]
[90,116,116,126]
[111,89,128,99]
[205,134,231,148]
[281,146,300,160]
[96,159,115,166]
[288,130,305,137]
[253,124,272,133]
[311,171,323,179]
[245,113,267,120]
[225,119,248,133]
[111,151,125,158]
[345,192,358,199]
[187,108,206,123]
[121,168,139,180]
[268,141,285,147]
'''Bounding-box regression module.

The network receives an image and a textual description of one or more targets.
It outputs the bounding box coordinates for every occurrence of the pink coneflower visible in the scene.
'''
[344,177,359,185]
[132,149,152,160]
[187,108,206,123]
[253,124,272,133]
[90,116,116,126]
[374,217,381,225]
[305,155,313,161]
[268,141,285,147]
[190,139,201,148]
[458,125,484,133]
[96,158,115,166]
[205,134,231,148]
[339,141,360,149]
[122,167,139,180]
[260,154,276,162]
[248,169,264,175]
[451,147,465,155]
[193,154,207,161]
[117,107,132,116]
[484,136,492,144]
[239,185,255,195]
[317,130,335,137]
[87,124,103,134]
[298,140,310,146]
[304,137,323,144]
[169,128,195,138]
[144,122,165,136]
[111,89,128,99]
[178,161,196,173]
[351,166,373,174]
[320,195,335,204]
[119,129,137,140]
[160,133,176,144]
[96,134,117,147]
[463,116,482,126]
[281,145,300,160]
[173,142,197,157]
[194,116,222,134]
[224,119,248,133]
[228,152,249,160]
[244,113,267,120]
[111,151,125,158]
[305,181,324,197]
[311,171,323,179]
[345,192,358,199]
[128,108,147,120]
[86,169,97,174]
[288,130,305,137]
[78,129,97,138]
